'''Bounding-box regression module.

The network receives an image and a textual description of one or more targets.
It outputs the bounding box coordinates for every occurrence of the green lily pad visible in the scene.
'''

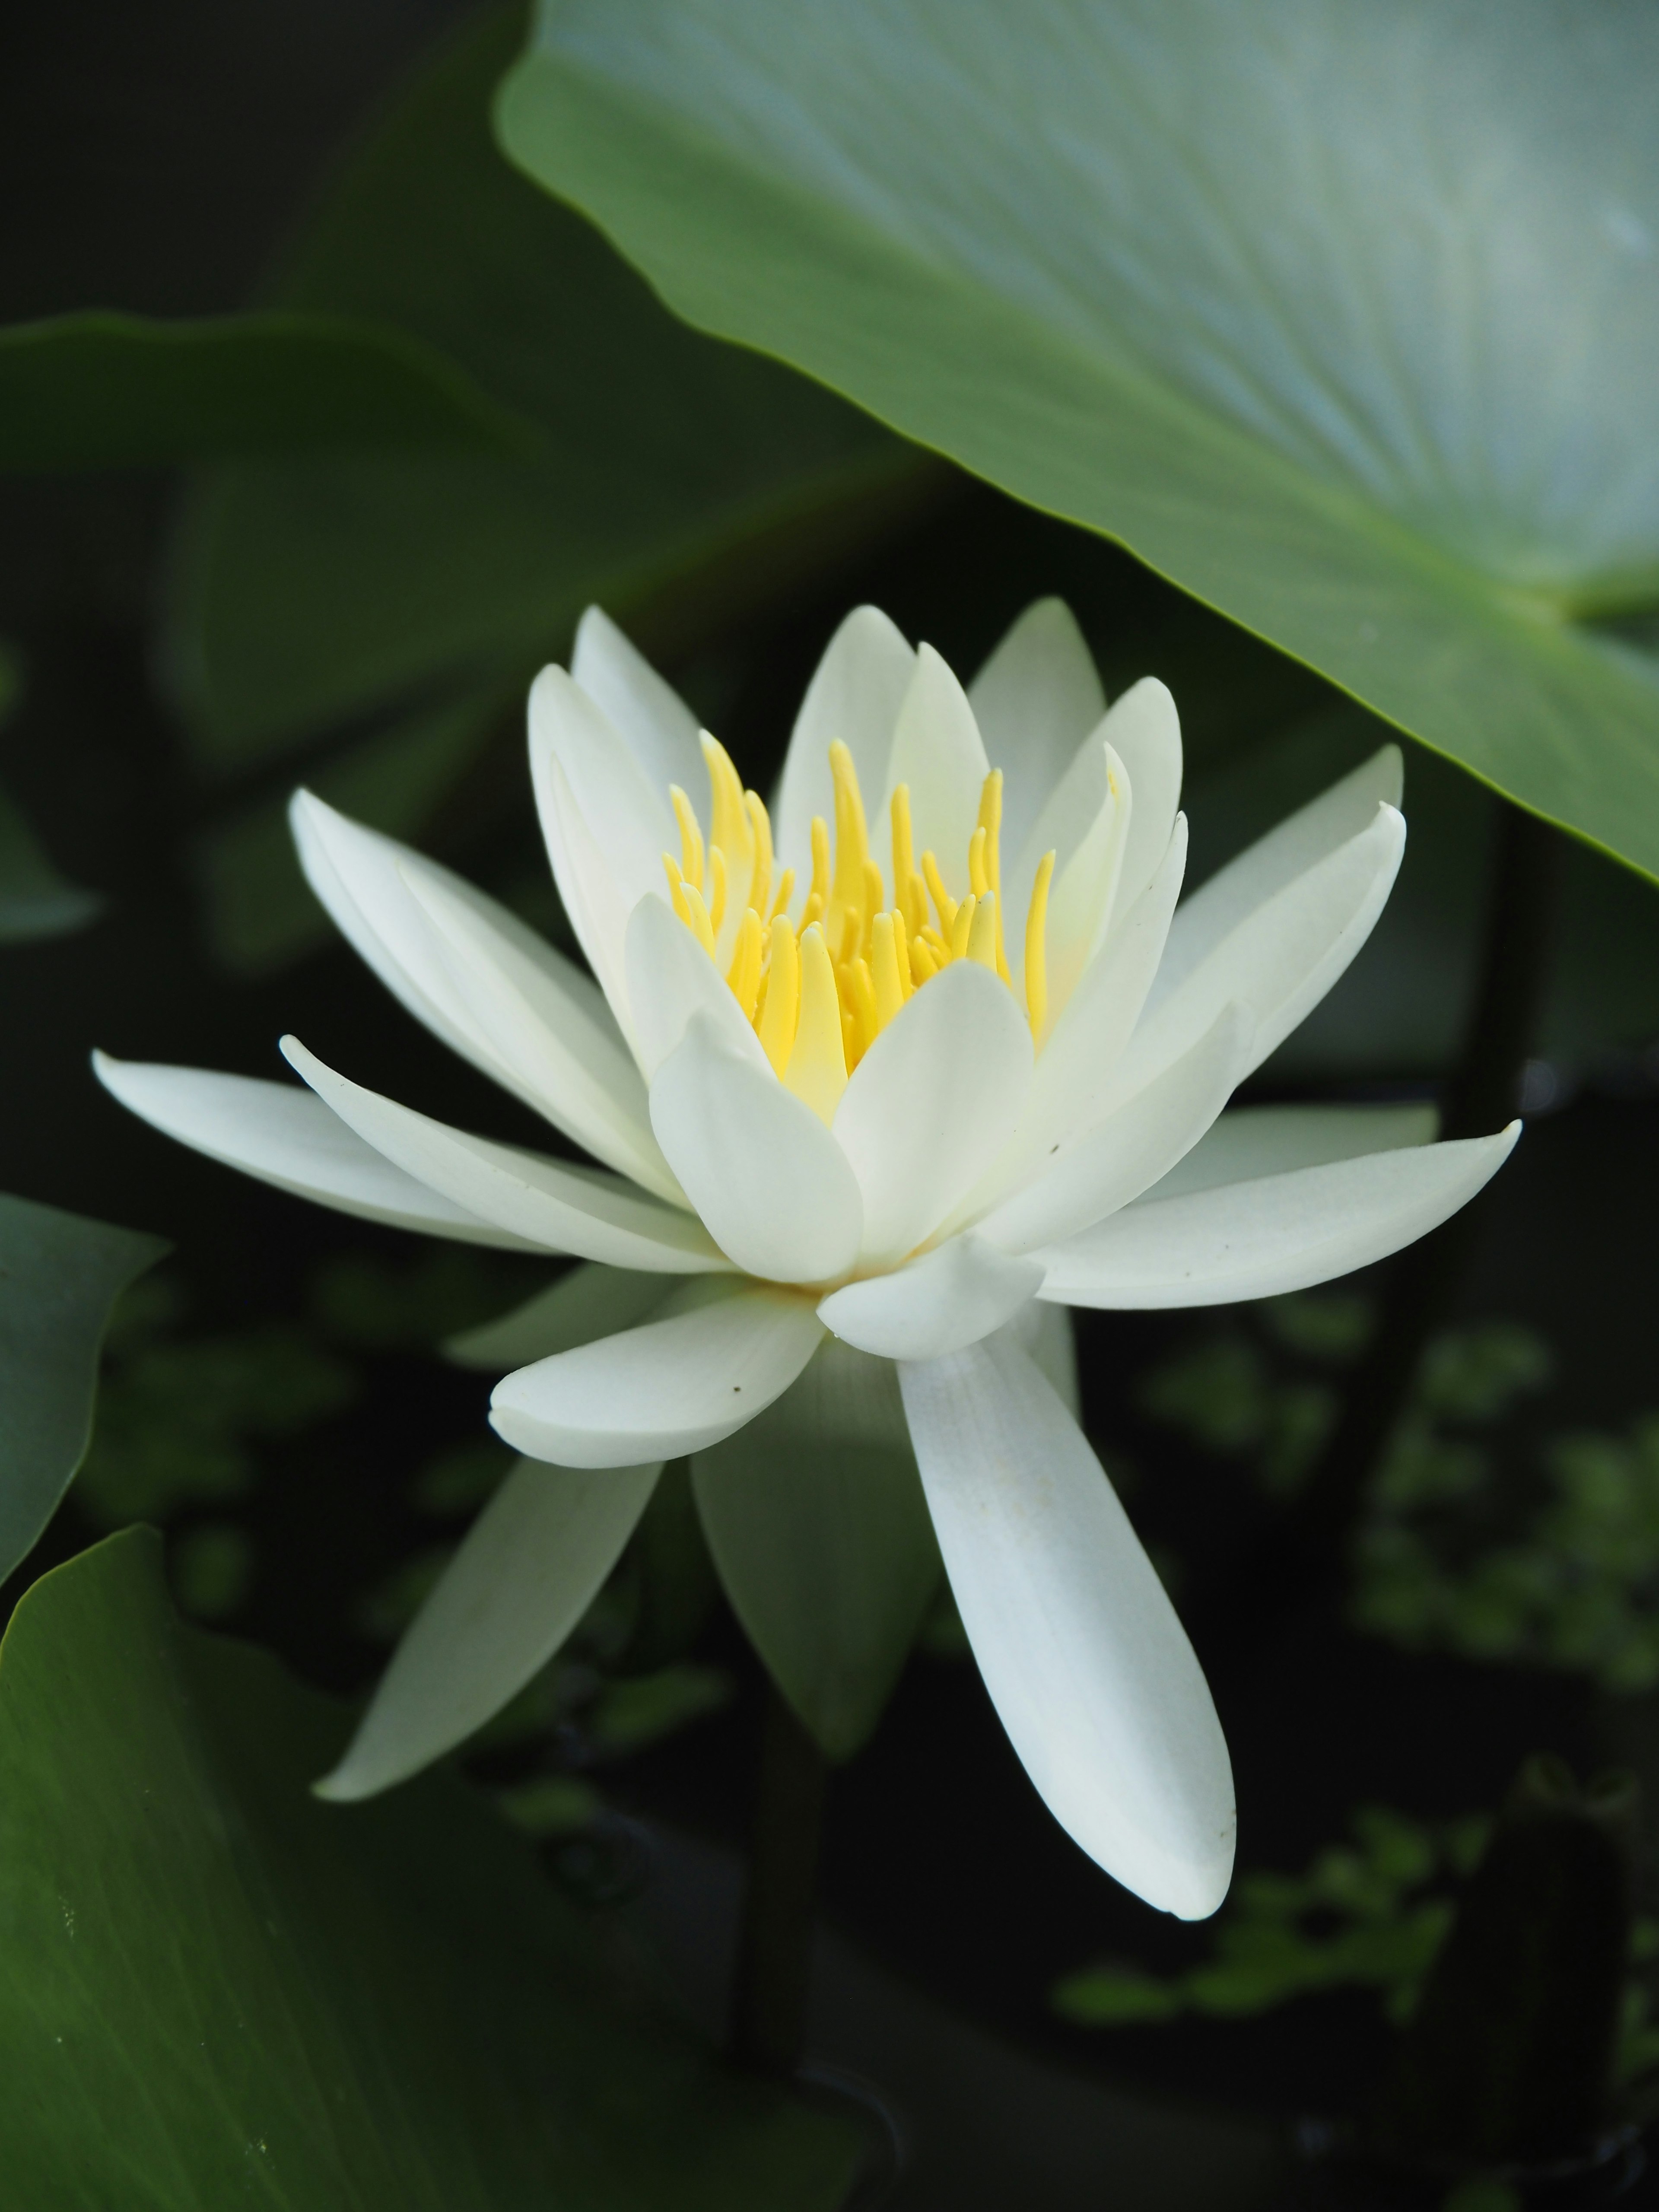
[0,309,531,470]
[499,0,1659,879]
[0,1193,165,1586]
[0,1528,860,2209]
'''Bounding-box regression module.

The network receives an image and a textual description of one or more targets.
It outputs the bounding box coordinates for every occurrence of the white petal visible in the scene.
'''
[969,598,1105,868]
[534,754,641,1058]
[1145,1102,1440,1203]
[527,663,672,913]
[399,861,680,1204]
[625,891,770,1081]
[445,1262,674,1370]
[1039,1124,1520,1309]
[976,1004,1252,1255]
[280,1036,730,1272]
[92,1053,540,1249]
[491,1282,826,1466]
[832,960,1032,1268]
[1115,802,1405,1095]
[1039,740,1133,1022]
[879,644,990,903]
[1151,744,1403,1008]
[649,1013,863,1284]
[315,1456,661,1800]
[775,605,915,878]
[1094,679,1183,919]
[570,605,705,798]
[1008,1298,1080,1419]
[818,1234,1044,1360]
[953,818,1187,1225]
[899,1333,1235,1918]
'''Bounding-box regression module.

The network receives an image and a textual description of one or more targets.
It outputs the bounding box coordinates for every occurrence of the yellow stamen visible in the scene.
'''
[669,786,704,894]
[744,790,773,920]
[892,908,914,1002]
[663,852,693,930]
[950,893,977,963]
[922,850,957,934]
[1025,849,1055,1043]
[849,957,878,1065]
[800,889,825,934]
[727,908,763,1020]
[828,741,873,920]
[707,844,728,934]
[836,903,863,968]
[682,880,717,959]
[784,923,847,1122]
[871,913,905,1030]
[701,733,751,876]
[976,769,1010,982]
[769,867,796,924]
[890,784,922,934]
[809,816,831,914]
[758,915,800,1075]
[909,935,939,983]
[966,890,999,971]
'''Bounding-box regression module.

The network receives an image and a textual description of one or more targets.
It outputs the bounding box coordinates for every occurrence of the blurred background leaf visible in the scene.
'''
[0,645,99,940]
[0,1527,861,2209]
[0,1192,164,1585]
[500,0,1659,880]
[0,308,537,471]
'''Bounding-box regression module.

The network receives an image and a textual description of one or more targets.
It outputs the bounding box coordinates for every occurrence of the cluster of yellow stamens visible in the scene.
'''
[662,735,1056,1119]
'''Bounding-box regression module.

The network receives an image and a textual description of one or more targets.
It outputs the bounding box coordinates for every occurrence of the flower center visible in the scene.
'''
[661,735,1055,1120]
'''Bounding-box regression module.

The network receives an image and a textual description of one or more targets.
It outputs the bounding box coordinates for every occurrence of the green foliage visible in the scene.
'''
[0,309,530,471]
[0,1192,165,1587]
[311,1245,543,1353]
[0,1529,860,2207]
[1136,1297,1360,1497]
[166,3,918,972]
[0,645,101,943]
[1055,1806,1481,2031]
[504,0,1659,880]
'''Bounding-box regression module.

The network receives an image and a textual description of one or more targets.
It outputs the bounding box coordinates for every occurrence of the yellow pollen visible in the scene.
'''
[809,816,831,910]
[744,789,773,919]
[871,912,905,1029]
[668,787,704,893]
[909,934,939,982]
[701,732,751,876]
[890,783,927,938]
[727,907,763,1020]
[966,890,999,971]
[848,957,878,1065]
[707,844,728,934]
[757,914,800,1074]
[950,892,977,963]
[785,923,848,1122]
[1025,849,1055,1042]
[769,867,795,923]
[922,850,957,934]
[828,740,872,920]
[968,826,988,899]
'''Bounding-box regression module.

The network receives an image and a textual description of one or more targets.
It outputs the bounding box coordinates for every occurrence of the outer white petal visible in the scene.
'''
[570,605,705,798]
[625,891,770,1081]
[315,1456,662,1801]
[832,960,1032,1268]
[397,861,680,1204]
[819,1234,1044,1360]
[899,1333,1235,1919]
[281,1036,730,1272]
[1145,1103,1439,1203]
[527,663,672,911]
[879,644,991,903]
[975,1004,1252,1255]
[1150,744,1403,1008]
[775,605,915,879]
[1114,802,1405,1096]
[535,755,640,1058]
[1038,1125,1521,1309]
[952,819,1187,1226]
[969,598,1105,868]
[1093,679,1184,920]
[92,1053,541,1250]
[491,1283,826,1466]
[445,1262,674,1370]
[649,1013,863,1284]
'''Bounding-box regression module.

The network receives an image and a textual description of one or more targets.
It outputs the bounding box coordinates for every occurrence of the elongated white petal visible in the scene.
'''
[399,862,681,1204]
[1145,1103,1439,1204]
[445,1262,673,1370]
[281,1037,730,1272]
[571,605,705,798]
[625,891,770,1081]
[1094,679,1183,920]
[1039,1125,1520,1309]
[832,960,1031,1268]
[92,1053,540,1249]
[534,755,641,1059]
[316,1456,662,1800]
[880,644,990,903]
[1041,740,1132,1021]
[1010,1298,1080,1419]
[900,1334,1235,1918]
[1115,802,1405,1095]
[691,1338,938,1760]
[1152,745,1403,1007]
[775,605,915,879]
[819,1234,1044,1360]
[969,598,1105,870]
[491,1283,825,1466]
[976,1004,1252,1255]
[650,1013,863,1284]
[528,663,672,912]
[953,819,1187,1224]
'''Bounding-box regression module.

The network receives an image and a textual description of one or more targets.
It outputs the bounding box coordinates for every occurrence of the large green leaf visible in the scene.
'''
[0,311,532,470]
[0,1528,860,2209]
[0,1196,165,1586]
[165,3,917,775]
[499,0,1659,879]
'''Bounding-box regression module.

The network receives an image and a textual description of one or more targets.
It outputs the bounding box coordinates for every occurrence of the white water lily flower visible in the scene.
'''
[95,599,1518,1921]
